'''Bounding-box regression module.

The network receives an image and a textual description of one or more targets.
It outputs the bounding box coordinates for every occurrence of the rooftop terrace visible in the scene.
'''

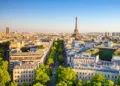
[72,62,120,73]
[14,62,38,69]
[10,50,44,56]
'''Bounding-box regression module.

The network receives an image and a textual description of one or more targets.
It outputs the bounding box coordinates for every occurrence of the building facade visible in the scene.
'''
[13,62,38,86]
[6,27,9,34]
[64,38,120,82]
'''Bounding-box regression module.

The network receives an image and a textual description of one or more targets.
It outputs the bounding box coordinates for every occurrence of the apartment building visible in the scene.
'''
[13,62,38,86]
[64,39,120,82]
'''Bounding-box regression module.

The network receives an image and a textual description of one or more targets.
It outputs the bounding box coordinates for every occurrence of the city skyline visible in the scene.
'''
[0,0,120,32]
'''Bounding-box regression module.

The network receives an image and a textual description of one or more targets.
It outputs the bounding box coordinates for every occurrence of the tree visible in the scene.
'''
[114,84,119,86]
[0,81,5,86]
[10,82,18,86]
[37,45,44,49]
[92,74,106,83]
[58,55,64,63]
[92,82,102,86]
[33,82,43,86]
[47,58,54,66]
[34,68,50,85]
[83,80,91,86]
[0,69,11,85]
[106,80,114,86]
[0,61,8,70]
[113,52,119,56]
[0,49,5,59]
[56,66,77,86]
[117,75,120,85]
[54,42,58,46]
[51,46,56,51]
[39,64,52,76]
[56,81,67,86]
[20,47,29,52]
[76,80,83,86]
[23,82,29,86]
[49,51,56,60]
[58,47,63,54]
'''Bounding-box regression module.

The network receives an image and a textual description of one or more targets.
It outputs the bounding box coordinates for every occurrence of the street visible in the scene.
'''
[47,48,67,86]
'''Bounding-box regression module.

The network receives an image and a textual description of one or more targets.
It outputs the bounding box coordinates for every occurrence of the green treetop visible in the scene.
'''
[56,66,77,86]
[76,80,83,86]
[58,55,64,63]
[23,82,29,86]
[33,82,43,86]
[34,68,50,85]
[83,80,91,86]
[92,74,106,83]
[0,69,11,85]
[106,80,114,86]
[92,82,102,86]
[39,64,52,76]
[56,81,67,86]
[117,75,120,85]
[10,82,18,86]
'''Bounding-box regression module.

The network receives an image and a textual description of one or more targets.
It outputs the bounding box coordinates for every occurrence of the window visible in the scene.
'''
[112,75,114,78]
[15,80,17,82]
[108,75,109,78]
[105,75,106,77]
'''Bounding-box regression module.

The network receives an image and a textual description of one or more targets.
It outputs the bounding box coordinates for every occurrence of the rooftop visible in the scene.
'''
[73,63,119,73]
[10,50,44,56]
[14,62,38,69]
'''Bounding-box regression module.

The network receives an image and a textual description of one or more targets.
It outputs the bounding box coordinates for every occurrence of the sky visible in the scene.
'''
[0,0,120,33]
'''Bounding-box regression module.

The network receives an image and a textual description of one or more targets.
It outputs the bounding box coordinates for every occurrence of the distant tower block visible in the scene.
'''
[72,16,80,38]
[6,27,9,34]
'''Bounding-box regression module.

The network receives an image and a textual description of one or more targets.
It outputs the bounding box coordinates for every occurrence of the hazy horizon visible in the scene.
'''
[0,0,120,33]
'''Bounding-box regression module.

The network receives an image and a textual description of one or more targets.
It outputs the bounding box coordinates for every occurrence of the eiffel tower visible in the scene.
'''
[72,16,80,39]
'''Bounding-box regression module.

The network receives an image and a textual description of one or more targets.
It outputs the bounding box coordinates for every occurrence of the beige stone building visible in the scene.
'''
[13,62,38,86]
[10,41,24,49]
[9,50,44,75]
[64,38,120,82]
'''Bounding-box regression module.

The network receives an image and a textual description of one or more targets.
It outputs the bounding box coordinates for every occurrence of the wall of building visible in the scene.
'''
[13,69,35,86]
